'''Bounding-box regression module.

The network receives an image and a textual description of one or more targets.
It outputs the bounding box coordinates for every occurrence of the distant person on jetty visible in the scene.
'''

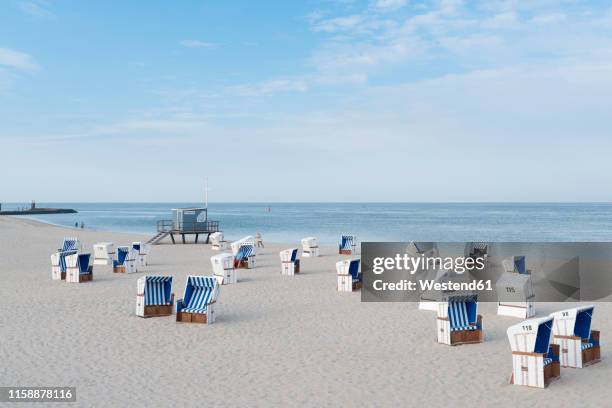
[75,222,78,228]
[255,232,264,248]
[80,222,84,229]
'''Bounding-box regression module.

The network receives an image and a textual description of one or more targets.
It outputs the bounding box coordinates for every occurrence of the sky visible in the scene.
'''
[1,0,612,202]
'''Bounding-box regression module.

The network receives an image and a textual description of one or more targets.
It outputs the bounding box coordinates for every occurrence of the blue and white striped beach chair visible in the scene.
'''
[136,275,174,317]
[58,237,80,253]
[113,246,138,273]
[233,243,256,269]
[550,305,600,368]
[176,276,220,324]
[51,239,80,280]
[336,259,361,292]
[65,253,93,283]
[339,234,358,255]
[436,295,483,345]
[508,316,560,388]
[280,248,300,275]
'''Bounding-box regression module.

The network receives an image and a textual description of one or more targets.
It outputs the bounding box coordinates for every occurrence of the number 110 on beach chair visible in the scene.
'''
[507,317,560,388]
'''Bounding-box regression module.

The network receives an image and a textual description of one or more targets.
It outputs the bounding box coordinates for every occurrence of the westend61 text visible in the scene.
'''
[372,279,493,292]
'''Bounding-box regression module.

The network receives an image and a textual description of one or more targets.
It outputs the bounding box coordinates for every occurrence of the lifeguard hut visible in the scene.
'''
[148,207,220,245]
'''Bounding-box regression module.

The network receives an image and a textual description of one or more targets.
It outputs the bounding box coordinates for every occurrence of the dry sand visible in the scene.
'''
[1,216,610,407]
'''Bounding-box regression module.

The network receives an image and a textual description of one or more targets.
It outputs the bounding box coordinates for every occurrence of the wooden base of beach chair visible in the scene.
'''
[583,346,601,367]
[143,304,174,317]
[236,257,255,269]
[176,311,211,324]
[113,266,125,273]
[448,315,484,346]
[73,273,93,283]
[339,249,353,255]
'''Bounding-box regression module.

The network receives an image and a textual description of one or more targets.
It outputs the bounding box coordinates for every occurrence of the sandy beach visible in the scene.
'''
[1,216,610,407]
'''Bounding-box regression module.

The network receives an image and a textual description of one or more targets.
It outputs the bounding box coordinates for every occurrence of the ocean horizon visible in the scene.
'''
[5,202,612,243]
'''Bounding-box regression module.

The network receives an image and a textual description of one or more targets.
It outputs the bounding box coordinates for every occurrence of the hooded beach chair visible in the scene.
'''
[436,295,483,345]
[93,242,115,265]
[336,259,361,292]
[51,250,77,280]
[58,237,81,253]
[339,234,358,255]
[211,253,237,284]
[131,242,150,268]
[210,232,228,250]
[113,246,138,273]
[508,317,560,388]
[550,305,601,368]
[176,276,220,324]
[280,248,300,276]
[301,237,319,257]
[496,259,535,318]
[231,238,256,269]
[65,253,93,283]
[136,275,174,317]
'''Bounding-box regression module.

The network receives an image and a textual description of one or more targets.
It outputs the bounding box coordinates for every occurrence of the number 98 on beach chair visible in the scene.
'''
[550,305,601,368]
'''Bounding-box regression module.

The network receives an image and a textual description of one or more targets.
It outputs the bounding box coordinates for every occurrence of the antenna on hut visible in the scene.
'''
[204,177,209,210]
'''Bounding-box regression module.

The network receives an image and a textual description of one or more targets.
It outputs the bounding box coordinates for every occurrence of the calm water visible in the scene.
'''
[4,202,612,244]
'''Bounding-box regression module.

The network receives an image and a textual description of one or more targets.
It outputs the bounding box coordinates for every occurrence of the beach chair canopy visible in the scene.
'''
[210,232,224,244]
[550,305,595,339]
[76,253,91,273]
[448,295,479,331]
[340,235,356,250]
[114,246,131,266]
[507,316,554,353]
[280,248,298,262]
[464,242,487,258]
[495,272,534,302]
[142,276,173,306]
[61,237,79,252]
[235,243,255,261]
[502,256,526,274]
[301,237,318,247]
[181,276,219,313]
[132,242,141,252]
[231,236,255,256]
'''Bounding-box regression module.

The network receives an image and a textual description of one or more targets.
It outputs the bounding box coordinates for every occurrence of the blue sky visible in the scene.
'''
[2,0,612,202]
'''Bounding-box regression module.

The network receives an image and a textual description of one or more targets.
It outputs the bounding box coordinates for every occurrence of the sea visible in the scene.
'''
[4,202,612,244]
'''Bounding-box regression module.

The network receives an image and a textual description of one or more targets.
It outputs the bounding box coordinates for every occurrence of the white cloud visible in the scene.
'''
[18,1,54,18]
[375,0,408,11]
[312,15,364,33]
[0,48,39,72]
[180,40,217,48]
[530,13,566,25]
